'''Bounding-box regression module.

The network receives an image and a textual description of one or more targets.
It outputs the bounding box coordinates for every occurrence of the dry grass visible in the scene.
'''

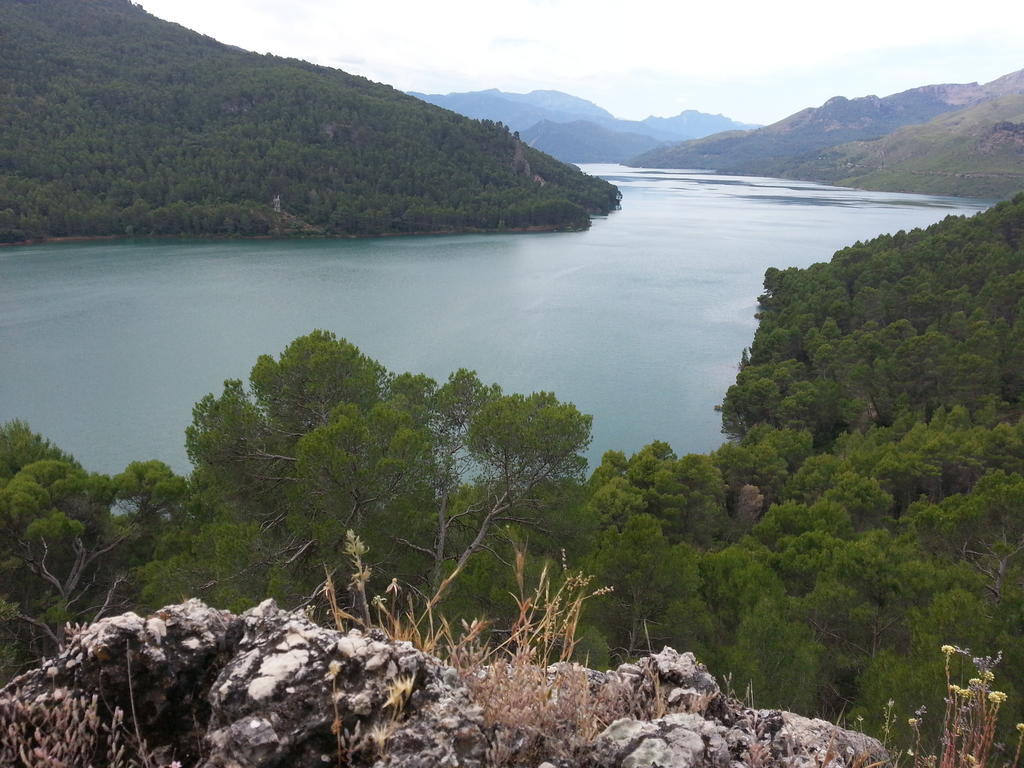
[451,551,629,764]
[473,660,638,765]
[319,534,652,766]
[322,533,611,669]
[0,691,135,768]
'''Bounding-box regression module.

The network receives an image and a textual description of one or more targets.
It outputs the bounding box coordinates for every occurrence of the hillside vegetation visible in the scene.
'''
[722,193,1024,443]
[631,70,1024,198]
[782,94,1024,198]
[3,196,1024,744]
[0,0,619,242]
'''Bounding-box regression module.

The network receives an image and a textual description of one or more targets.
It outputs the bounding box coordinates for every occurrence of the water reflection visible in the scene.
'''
[0,165,991,474]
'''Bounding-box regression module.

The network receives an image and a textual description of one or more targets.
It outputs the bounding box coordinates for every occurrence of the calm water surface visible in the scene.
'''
[0,166,991,474]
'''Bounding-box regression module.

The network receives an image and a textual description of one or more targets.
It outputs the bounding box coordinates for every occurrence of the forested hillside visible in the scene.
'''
[629,79,995,172]
[3,197,1023,747]
[721,193,1024,443]
[630,70,1024,198]
[0,0,619,242]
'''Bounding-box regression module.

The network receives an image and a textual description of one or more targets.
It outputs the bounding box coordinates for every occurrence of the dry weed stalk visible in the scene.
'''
[504,548,612,665]
[468,657,637,764]
[321,531,473,659]
[324,637,417,767]
[450,548,636,765]
[0,691,134,768]
[322,533,609,668]
[907,645,1024,768]
[322,565,359,632]
[320,534,629,766]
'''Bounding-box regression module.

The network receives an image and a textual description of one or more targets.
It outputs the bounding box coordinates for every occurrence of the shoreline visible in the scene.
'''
[0,222,595,249]
[618,163,1004,202]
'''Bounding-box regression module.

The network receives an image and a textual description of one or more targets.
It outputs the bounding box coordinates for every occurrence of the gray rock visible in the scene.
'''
[3,599,241,762]
[599,713,717,768]
[622,737,674,768]
[776,713,888,768]
[2,599,487,767]
[591,705,883,768]
[586,658,884,768]
[203,599,489,768]
[1,607,886,768]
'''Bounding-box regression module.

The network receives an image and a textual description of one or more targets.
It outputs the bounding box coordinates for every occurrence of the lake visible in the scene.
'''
[0,166,990,475]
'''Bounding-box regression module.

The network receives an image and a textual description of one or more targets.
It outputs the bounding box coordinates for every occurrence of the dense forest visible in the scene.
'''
[0,0,619,243]
[2,193,1023,746]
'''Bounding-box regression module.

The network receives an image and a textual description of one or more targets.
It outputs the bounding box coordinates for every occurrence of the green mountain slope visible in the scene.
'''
[721,192,1024,447]
[0,0,620,242]
[586,192,1024,725]
[629,71,1024,192]
[783,94,1024,198]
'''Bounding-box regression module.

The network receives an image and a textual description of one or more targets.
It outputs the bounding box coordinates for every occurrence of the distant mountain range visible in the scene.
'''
[409,89,758,163]
[630,69,1024,198]
[783,92,1024,199]
[519,121,664,164]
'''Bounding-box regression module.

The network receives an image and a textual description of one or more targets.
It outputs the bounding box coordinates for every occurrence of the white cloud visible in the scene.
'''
[138,0,1024,122]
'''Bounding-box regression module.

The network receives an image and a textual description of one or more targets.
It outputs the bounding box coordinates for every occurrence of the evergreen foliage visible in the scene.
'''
[779,94,1024,198]
[0,0,619,243]
[2,190,1023,747]
[582,196,1024,735]
[721,194,1024,446]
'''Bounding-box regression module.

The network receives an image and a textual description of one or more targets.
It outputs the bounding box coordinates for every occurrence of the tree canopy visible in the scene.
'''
[3,195,1023,747]
[0,0,619,243]
[147,331,593,612]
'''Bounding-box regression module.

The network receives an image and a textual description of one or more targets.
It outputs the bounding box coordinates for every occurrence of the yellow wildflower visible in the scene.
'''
[988,691,1008,705]
[941,645,956,656]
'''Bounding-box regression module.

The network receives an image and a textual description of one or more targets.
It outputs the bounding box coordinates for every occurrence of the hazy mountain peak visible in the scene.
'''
[982,68,1024,98]
[410,87,759,163]
[490,89,614,120]
[630,66,1024,198]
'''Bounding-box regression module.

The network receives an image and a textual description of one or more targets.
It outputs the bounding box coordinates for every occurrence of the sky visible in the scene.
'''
[137,0,1024,125]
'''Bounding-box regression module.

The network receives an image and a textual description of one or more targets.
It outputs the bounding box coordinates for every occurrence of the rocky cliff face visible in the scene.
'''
[1,600,887,768]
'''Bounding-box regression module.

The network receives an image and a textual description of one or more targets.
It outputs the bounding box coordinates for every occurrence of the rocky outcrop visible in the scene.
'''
[565,647,886,768]
[589,706,888,768]
[6,600,241,764]
[4,599,487,768]
[1,601,887,768]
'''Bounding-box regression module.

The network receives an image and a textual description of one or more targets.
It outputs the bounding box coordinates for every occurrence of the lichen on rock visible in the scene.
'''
[1,601,887,768]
